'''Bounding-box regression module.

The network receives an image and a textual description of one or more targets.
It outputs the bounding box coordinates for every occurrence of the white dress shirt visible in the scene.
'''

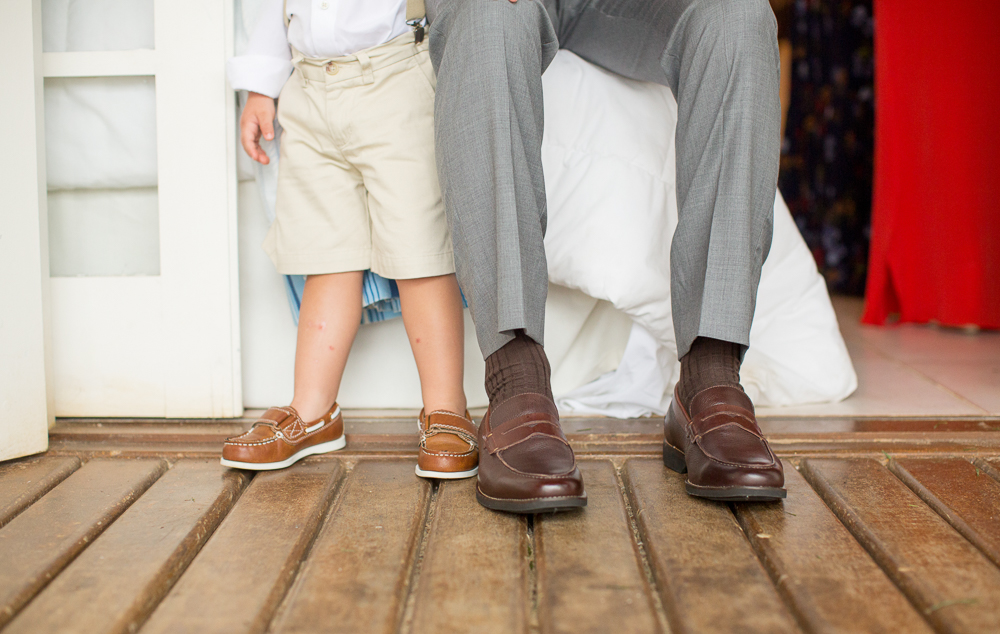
[228,0,410,98]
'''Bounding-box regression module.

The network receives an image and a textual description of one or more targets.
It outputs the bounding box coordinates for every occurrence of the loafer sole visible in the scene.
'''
[221,436,346,471]
[475,484,587,514]
[415,465,479,480]
[684,481,787,502]
[663,440,786,502]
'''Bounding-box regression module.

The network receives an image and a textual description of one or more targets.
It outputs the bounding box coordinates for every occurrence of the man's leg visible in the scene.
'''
[425,0,586,513]
[427,0,783,504]
[426,0,558,360]
[561,0,786,499]
[559,0,779,372]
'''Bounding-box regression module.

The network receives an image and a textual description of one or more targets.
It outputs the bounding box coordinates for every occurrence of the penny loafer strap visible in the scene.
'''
[485,420,565,454]
[689,404,760,438]
[483,393,564,454]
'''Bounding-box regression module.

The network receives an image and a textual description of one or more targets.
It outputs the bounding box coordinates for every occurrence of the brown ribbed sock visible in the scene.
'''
[485,331,553,405]
[676,337,744,411]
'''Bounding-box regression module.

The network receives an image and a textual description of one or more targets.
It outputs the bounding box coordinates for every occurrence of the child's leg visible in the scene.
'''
[290,272,364,421]
[397,274,467,414]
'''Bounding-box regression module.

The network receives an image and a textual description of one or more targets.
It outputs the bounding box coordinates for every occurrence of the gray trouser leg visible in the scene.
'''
[426,0,559,357]
[427,0,780,360]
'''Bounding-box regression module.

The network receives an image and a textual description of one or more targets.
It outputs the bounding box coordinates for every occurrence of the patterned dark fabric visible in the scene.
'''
[778,0,875,295]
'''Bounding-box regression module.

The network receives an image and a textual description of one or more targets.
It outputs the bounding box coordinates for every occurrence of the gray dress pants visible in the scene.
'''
[426,0,781,359]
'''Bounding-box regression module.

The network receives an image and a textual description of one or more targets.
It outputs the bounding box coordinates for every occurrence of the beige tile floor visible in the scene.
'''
[757,296,1000,417]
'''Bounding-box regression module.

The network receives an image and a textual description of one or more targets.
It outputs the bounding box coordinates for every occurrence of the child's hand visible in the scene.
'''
[240,92,277,165]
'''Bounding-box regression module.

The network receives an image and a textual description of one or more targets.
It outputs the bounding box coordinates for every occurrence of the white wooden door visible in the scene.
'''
[41,0,242,418]
[1,0,52,460]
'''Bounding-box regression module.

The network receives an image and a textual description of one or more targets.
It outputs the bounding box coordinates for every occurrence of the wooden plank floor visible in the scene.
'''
[2,417,1000,633]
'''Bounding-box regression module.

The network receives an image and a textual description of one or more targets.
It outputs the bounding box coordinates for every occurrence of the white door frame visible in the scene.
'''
[1,0,243,440]
[43,0,243,419]
[0,0,52,460]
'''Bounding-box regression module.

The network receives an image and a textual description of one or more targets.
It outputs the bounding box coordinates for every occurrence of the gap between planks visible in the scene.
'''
[523,514,540,634]
[395,478,441,634]
[613,461,675,634]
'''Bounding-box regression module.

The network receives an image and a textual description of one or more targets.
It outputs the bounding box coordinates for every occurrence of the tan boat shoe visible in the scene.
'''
[221,403,345,470]
[415,409,479,479]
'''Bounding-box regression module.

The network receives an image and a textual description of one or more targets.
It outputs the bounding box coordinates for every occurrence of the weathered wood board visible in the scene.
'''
[0,458,166,628]
[736,462,933,633]
[623,458,799,634]
[891,457,1000,568]
[139,461,343,634]
[408,477,529,634]
[802,458,1000,633]
[535,460,660,634]
[271,460,430,634]
[0,456,80,528]
[3,417,1000,634]
[4,460,247,634]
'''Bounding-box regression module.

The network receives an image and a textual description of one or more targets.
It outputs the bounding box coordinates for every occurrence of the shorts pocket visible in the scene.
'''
[414,50,438,92]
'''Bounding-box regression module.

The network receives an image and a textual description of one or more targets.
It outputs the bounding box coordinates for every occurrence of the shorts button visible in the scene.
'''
[325,62,338,74]
[320,1,329,8]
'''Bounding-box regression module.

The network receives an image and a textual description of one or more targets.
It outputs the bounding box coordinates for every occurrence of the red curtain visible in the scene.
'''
[862,0,1000,328]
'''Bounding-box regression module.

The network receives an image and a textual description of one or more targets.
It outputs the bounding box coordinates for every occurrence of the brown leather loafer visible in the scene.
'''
[221,403,345,470]
[415,409,479,479]
[663,386,785,501]
[476,393,587,513]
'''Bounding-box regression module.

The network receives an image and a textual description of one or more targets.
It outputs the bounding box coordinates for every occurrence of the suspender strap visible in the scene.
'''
[405,0,426,43]
[406,0,426,22]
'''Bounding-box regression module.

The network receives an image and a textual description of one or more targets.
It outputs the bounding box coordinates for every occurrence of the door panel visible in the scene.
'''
[50,278,166,416]
[43,0,241,417]
[1,0,51,461]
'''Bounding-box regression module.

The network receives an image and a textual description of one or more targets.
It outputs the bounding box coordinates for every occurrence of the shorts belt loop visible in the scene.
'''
[356,50,375,85]
[289,47,309,87]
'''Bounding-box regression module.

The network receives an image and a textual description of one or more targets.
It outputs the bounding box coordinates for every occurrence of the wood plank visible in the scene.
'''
[49,422,251,443]
[980,458,1000,483]
[735,462,933,633]
[46,418,1000,458]
[0,458,167,628]
[140,461,343,634]
[535,460,659,634]
[0,456,81,528]
[801,458,1000,632]
[409,477,529,634]
[4,460,248,634]
[271,460,430,634]
[51,416,1000,436]
[622,458,799,634]
[47,436,1000,459]
[891,458,1000,567]
[759,419,1000,434]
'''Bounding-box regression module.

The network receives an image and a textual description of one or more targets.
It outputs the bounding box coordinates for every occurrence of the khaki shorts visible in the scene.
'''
[264,32,453,279]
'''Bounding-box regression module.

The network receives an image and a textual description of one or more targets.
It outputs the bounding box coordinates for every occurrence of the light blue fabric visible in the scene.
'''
[361,274,403,324]
[282,272,402,326]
